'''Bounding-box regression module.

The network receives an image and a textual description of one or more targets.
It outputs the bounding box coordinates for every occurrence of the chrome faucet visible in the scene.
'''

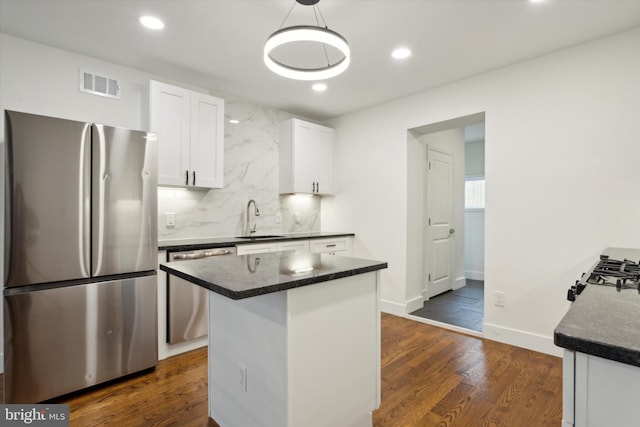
[246,199,260,236]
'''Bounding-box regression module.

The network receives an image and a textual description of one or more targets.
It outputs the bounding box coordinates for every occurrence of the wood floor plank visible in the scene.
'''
[372,315,562,427]
[33,313,562,426]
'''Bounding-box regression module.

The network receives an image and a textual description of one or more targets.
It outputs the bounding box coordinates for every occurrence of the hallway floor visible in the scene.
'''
[409,280,484,332]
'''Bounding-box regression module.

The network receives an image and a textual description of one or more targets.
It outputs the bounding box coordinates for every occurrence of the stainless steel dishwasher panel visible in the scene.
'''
[168,247,236,344]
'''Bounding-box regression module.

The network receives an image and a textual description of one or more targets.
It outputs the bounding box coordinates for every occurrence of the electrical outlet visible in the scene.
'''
[275,211,282,224]
[293,212,300,224]
[238,363,247,391]
[166,212,176,227]
[494,291,505,307]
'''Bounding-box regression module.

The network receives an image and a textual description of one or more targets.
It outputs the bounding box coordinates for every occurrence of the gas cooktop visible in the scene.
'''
[567,254,640,301]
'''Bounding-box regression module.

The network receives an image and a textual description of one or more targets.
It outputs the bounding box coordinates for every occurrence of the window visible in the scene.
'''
[465,178,485,209]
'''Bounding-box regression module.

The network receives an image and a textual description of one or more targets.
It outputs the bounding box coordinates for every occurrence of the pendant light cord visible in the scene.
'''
[315,4,328,28]
[313,4,332,67]
[279,1,297,29]
[274,0,339,70]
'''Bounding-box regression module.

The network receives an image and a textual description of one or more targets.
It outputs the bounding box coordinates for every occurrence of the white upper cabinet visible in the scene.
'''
[150,80,224,189]
[279,118,334,195]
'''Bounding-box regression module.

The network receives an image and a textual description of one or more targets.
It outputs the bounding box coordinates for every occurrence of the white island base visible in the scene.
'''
[207,271,381,427]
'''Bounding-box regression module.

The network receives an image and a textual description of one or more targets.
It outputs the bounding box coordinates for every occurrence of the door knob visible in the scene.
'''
[450,228,455,235]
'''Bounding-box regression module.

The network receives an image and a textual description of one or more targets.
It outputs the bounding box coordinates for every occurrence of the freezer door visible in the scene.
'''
[4,111,91,287]
[3,275,158,403]
[92,125,157,276]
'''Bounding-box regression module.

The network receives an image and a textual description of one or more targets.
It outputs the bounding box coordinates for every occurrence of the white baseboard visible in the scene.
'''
[380,296,426,316]
[389,305,562,357]
[453,276,466,290]
[379,298,408,317]
[405,295,424,313]
[465,271,485,281]
[483,322,562,357]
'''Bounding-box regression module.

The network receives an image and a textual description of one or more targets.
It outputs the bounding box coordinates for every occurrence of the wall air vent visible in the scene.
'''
[79,69,120,99]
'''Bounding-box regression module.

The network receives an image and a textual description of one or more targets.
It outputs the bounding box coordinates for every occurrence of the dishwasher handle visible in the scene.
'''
[172,249,234,260]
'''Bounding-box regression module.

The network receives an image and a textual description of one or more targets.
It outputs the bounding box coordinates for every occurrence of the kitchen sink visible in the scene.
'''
[235,235,283,240]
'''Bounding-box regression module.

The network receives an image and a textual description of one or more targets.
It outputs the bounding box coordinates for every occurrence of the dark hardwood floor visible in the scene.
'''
[24,313,560,426]
[375,314,562,426]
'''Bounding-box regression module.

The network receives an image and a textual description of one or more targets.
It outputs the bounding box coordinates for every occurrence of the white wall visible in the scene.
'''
[324,28,640,356]
[464,210,485,281]
[465,140,485,177]
[465,139,485,280]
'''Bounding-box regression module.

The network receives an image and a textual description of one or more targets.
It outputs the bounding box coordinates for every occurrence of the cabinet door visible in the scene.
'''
[280,118,335,195]
[293,120,318,194]
[150,81,190,186]
[236,243,278,255]
[190,92,224,189]
[314,126,334,195]
[276,240,310,253]
[310,237,352,255]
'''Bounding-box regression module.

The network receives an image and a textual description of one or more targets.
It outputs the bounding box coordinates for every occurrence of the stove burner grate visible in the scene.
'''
[587,255,640,289]
[568,255,640,301]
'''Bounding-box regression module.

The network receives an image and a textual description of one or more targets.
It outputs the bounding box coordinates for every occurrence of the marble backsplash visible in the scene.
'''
[158,98,321,240]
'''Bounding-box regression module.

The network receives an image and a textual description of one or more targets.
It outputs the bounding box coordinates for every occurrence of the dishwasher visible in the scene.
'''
[166,246,237,344]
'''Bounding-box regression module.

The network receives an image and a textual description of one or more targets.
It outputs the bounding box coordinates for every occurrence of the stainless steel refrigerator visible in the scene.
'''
[3,110,158,403]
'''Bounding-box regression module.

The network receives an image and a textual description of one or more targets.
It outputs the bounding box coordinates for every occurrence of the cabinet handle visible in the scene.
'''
[192,171,196,186]
[316,182,320,193]
[312,182,316,193]
[185,170,189,185]
[326,244,337,248]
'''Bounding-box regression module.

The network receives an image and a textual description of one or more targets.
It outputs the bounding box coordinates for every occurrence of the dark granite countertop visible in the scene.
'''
[554,247,640,367]
[158,232,355,251]
[159,251,387,300]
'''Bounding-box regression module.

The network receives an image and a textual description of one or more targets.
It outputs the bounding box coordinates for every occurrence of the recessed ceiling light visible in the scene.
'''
[529,0,546,3]
[392,47,412,60]
[139,15,165,30]
[312,83,327,92]
[229,119,240,124]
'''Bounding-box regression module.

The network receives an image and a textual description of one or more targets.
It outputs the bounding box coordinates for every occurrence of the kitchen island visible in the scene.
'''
[160,251,387,427]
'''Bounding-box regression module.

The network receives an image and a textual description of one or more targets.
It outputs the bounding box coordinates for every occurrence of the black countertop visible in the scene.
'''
[554,247,640,367]
[159,251,387,300]
[158,232,355,251]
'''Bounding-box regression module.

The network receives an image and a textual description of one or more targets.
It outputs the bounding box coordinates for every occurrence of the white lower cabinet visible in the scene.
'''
[276,240,310,253]
[310,237,352,255]
[236,242,278,255]
[563,350,640,427]
[237,237,352,256]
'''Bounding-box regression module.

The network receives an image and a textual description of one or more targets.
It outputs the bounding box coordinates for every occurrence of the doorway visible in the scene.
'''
[405,114,485,333]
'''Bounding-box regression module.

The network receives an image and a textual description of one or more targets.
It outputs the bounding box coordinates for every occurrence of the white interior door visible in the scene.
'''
[426,148,454,298]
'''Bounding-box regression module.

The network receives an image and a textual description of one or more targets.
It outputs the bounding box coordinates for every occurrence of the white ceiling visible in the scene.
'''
[1,0,640,121]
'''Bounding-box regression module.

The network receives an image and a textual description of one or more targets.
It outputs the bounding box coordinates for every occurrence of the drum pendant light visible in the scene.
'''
[264,0,350,81]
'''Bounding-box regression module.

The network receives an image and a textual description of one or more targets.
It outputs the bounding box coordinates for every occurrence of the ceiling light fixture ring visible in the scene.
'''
[264,25,350,81]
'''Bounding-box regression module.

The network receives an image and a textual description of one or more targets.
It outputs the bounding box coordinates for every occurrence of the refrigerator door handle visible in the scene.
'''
[79,124,92,277]
[92,124,107,275]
